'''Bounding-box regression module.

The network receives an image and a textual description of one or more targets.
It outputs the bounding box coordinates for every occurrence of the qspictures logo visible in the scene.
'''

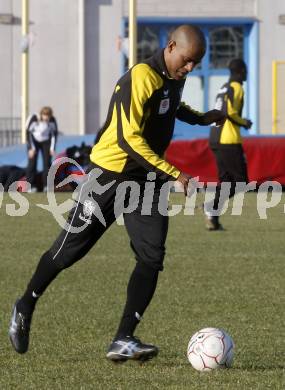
[0,157,284,233]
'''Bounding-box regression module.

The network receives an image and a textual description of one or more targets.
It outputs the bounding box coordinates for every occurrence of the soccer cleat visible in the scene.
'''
[106,335,159,362]
[202,202,224,231]
[205,216,224,231]
[9,300,32,354]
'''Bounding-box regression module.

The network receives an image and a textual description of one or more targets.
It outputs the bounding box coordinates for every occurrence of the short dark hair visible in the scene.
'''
[228,58,246,74]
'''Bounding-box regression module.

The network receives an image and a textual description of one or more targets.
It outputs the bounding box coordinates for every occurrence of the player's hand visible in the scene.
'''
[204,109,225,125]
[28,149,35,158]
[244,119,252,129]
[176,173,192,196]
[203,109,226,126]
[50,149,55,157]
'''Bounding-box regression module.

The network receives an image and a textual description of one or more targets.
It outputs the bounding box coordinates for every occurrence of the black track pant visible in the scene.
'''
[211,144,248,211]
[19,164,169,336]
[48,166,168,272]
[26,138,52,188]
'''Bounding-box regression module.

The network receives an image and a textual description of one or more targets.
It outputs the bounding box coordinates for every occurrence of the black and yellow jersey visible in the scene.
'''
[209,79,247,146]
[90,49,205,181]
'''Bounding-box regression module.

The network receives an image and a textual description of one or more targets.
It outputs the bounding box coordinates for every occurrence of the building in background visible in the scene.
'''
[0,0,284,140]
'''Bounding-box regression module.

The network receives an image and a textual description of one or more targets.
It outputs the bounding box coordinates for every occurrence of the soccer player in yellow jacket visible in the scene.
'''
[207,59,252,230]
[9,25,224,362]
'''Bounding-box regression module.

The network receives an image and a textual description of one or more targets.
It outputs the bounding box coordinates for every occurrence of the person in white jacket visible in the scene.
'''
[26,106,58,191]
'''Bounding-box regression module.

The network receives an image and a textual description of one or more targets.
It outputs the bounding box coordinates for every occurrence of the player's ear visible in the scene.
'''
[167,40,176,53]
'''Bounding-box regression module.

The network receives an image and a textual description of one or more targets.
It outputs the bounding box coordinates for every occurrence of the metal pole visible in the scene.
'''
[128,0,137,69]
[21,0,29,143]
[272,61,277,135]
[78,0,85,135]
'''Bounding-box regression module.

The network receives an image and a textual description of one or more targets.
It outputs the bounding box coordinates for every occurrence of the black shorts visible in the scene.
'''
[211,144,248,183]
[48,164,169,271]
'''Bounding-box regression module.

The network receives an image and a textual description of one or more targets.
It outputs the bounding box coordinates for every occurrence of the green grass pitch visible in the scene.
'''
[0,193,284,389]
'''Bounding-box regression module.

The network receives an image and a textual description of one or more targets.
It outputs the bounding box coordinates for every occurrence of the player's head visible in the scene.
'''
[164,25,206,80]
[229,59,247,82]
[40,106,53,122]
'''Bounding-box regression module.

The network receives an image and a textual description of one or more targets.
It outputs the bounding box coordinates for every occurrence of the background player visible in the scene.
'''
[206,59,252,230]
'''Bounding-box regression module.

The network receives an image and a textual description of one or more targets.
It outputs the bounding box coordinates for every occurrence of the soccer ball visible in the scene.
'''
[187,327,234,372]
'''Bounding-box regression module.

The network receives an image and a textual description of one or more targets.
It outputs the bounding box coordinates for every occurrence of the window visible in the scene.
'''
[123,22,246,74]
[209,26,244,68]
[123,23,175,65]
[137,25,160,62]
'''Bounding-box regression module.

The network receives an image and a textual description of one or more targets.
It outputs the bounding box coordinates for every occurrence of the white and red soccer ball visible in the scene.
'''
[187,327,234,372]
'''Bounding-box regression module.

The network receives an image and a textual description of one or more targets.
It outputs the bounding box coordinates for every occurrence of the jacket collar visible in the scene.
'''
[145,49,172,79]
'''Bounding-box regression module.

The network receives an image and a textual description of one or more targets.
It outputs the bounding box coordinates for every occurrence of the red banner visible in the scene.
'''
[166,137,285,184]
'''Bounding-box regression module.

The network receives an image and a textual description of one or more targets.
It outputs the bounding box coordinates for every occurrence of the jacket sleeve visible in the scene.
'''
[176,102,205,125]
[25,114,38,150]
[227,83,248,127]
[49,117,58,152]
[117,64,180,181]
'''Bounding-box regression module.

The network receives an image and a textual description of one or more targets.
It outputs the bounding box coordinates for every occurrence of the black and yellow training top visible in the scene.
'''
[90,49,206,181]
[210,79,247,146]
